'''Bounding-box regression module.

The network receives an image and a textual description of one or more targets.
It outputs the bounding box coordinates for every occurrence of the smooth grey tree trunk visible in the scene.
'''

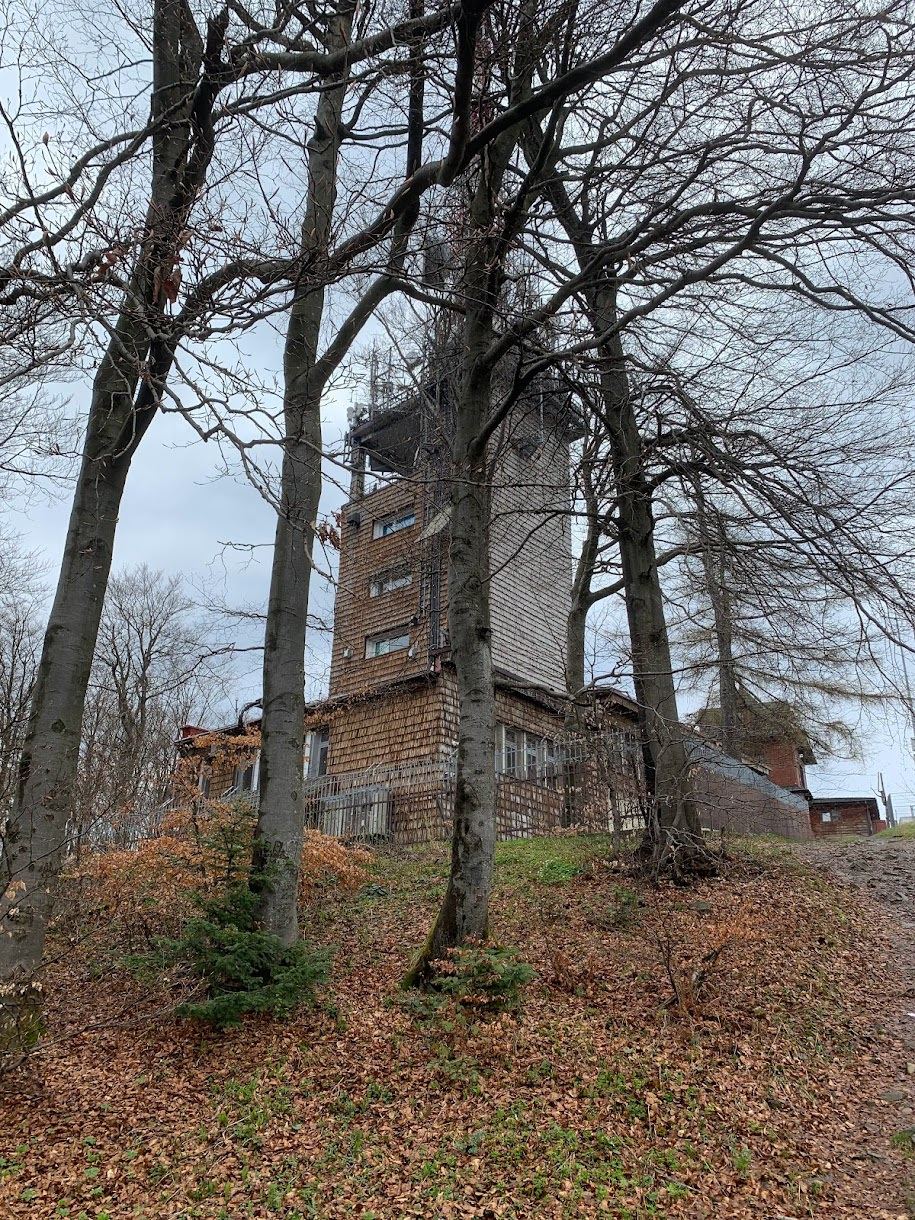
[588,287,703,865]
[252,0,433,942]
[252,8,353,945]
[694,482,740,756]
[566,444,602,706]
[405,113,521,985]
[407,360,497,979]
[0,0,217,1018]
[563,452,601,823]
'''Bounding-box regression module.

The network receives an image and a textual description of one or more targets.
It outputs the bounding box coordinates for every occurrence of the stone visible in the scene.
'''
[691,900,713,914]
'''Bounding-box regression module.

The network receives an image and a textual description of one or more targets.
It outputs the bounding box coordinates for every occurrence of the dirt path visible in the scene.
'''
[794,835,915,1218]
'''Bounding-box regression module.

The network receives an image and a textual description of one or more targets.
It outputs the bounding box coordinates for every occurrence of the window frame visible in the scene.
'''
[369,568,413,598]
[305,727,330,779]
[365,629,411,659]
[495,724,556,783]
[372,507,416,540]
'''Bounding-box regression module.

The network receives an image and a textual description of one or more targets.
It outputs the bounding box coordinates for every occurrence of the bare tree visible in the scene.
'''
[0,0,459,1012]
[0,541,44,822]
[72,565,235,857]
[508,0,915,873]
[408,0,700,976]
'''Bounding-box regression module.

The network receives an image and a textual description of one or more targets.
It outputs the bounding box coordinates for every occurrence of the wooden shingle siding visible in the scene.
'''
[301,667,646,844]
[306,678,445,774]
[330,480,434,697]
[488,420,573,694]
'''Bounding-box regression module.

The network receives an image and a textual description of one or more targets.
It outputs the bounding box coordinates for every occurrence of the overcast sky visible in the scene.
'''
[7,325,915,817]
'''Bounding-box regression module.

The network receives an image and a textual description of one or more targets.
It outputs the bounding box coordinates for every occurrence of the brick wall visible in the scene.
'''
[306,677,446,774]
[301,667,646,843]
[760,739,806,790]
[333,406,574,703]
[686,741,813,840]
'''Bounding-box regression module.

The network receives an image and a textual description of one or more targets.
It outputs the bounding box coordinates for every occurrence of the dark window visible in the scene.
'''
[306,728,329,778]
[234,764,255,791]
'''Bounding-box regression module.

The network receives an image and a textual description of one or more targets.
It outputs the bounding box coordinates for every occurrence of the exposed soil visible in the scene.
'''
[793,833,915,1219]
[797,833,915,911]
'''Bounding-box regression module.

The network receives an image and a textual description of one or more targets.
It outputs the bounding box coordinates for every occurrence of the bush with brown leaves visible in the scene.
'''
[59,799,370,955]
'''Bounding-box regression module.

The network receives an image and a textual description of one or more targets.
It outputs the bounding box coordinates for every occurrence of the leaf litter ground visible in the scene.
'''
[2,833,915,1219]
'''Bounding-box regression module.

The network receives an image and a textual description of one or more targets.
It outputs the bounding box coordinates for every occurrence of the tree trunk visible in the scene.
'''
[694,483,740,756]
[0,341,176,1008]
[537,161,705,871]
[587,287,703,870]
[0,0,211,1017]
[406,362,497,980]
[565,440,602,704]
[252,7,353,945]
[404,96,522,985]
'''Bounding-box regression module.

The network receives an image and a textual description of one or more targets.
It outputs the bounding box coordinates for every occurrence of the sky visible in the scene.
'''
[9,354,915,820]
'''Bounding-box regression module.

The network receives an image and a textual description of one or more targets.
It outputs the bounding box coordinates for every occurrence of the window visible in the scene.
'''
[369,569,413,598]
[233,763,256,792]
[502,728,519,777]
[304,728,329,779]
[525,734,541,780]
[372,508,415,540]
[496,725,557,782]
[366,630,410,658]
[821,809,836,824]
[542,739,558,779]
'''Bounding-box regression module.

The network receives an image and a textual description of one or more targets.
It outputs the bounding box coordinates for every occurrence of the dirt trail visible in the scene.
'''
[794,834,915,1218]
[798,834,915,910]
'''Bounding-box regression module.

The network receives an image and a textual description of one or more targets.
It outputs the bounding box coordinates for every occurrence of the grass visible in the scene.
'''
[875,821,915,839]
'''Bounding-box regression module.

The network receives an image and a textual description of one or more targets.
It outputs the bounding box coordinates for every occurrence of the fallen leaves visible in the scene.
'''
[1,835,914,1218]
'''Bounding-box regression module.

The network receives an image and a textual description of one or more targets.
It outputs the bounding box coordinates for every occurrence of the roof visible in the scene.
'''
[809,796,880,811]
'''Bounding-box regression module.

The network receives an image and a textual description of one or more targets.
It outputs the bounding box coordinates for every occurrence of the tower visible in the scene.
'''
[300,346,642,841]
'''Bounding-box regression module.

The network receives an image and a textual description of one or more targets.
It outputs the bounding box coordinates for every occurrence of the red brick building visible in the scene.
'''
[694,699,816,798]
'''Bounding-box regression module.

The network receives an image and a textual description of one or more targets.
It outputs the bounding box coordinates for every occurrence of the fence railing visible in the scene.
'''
[302,733,645,845]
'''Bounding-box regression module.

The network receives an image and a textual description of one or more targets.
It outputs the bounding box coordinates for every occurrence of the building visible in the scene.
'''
[296,349,645,842]
[693,699,886,838]
[809,796,885,837]
[694,698,816,799]
[176,353,824,847]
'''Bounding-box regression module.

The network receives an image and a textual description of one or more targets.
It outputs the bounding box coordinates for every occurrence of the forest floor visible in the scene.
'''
[2,831,915,1219]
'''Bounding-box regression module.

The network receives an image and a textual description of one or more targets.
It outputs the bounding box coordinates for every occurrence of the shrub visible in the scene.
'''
[433,942,536,1015]
[61,802,370,954]
[165,882,330,1029]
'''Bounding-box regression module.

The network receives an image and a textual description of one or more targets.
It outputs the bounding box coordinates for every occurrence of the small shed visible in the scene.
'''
[808,796,884,837]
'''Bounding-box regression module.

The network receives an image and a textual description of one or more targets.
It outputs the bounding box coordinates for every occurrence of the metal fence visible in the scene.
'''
[302,731,646,846]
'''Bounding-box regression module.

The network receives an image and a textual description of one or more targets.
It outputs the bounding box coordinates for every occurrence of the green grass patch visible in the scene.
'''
[876,821,915,839]
[493,833,617,885]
